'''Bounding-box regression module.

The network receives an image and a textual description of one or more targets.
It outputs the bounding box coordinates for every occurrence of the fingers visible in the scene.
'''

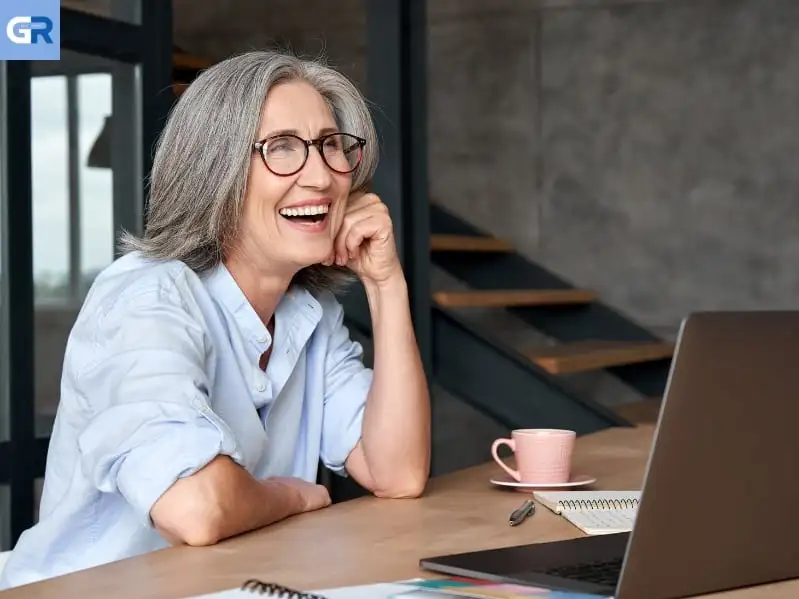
[347,190,380,209]
[334,201,392,266]
[334,212,377,265]
[321,248,336,267]
[321,195,375,267]
[346,216,383,260]
[320,194,392,268]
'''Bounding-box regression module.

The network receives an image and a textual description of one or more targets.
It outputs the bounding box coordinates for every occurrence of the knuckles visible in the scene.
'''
[342,200,393,227]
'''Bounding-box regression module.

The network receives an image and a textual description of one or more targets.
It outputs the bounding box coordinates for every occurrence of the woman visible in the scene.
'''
[0,50,430,588]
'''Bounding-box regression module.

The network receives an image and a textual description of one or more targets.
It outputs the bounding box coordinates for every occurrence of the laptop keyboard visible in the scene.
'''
[544,556,623,586]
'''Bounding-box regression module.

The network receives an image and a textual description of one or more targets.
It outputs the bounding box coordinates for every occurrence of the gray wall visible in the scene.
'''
[429,0,799,339]
[538,0,799,331]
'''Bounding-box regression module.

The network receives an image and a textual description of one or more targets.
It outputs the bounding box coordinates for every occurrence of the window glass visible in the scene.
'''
[32,51,141,436]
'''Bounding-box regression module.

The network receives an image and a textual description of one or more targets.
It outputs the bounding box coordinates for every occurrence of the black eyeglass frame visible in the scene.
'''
[252,132,367,177]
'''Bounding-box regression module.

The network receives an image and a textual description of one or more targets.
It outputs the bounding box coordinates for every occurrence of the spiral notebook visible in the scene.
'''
[533,490,641,535]
[189,579,413,598]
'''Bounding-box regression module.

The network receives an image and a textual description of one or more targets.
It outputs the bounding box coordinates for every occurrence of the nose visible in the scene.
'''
[297,144,333,189]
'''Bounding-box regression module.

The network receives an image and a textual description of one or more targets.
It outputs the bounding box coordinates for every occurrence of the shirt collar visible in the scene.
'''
[201,262,323,358]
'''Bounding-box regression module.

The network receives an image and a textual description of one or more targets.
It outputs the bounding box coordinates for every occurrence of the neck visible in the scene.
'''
[223,252,296,325]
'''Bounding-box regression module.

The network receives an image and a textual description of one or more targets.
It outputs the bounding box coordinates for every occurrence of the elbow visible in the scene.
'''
[150,455,243,547]
[373,472,428,499]
[374,481,426,499]
[152,496,225,547]
[175,514,224,547]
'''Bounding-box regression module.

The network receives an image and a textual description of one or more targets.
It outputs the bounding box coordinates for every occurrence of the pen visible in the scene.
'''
[509,498,536,526]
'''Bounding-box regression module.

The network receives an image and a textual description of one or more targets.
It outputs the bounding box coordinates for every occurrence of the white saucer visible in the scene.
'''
[489,473,597,491]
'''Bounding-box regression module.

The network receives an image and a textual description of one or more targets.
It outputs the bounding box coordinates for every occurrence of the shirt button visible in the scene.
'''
[256,334,268,343]
[255,381,266,392]
[192,398,210,413]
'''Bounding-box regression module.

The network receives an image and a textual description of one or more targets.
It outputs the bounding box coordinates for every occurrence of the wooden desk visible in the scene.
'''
[3,425,796,598]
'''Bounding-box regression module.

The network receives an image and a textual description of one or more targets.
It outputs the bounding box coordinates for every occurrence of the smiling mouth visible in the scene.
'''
[278,204,330,224]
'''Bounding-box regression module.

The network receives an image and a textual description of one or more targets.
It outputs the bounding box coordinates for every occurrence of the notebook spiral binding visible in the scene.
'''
[557,497,639,511]
[240,579,328,599]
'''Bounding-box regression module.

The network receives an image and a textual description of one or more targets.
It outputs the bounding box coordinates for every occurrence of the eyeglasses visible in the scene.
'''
[252,132,366,177]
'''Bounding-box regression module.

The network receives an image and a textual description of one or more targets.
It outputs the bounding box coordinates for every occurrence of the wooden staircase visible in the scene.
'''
[430,234,513,253]
[171,49,213,97]
[428,223,673,425]
[526,339,673,375]
[433,288,597,309]
[430,232,673,377]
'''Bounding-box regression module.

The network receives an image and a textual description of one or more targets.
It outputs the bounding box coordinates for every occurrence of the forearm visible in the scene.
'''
[151,456,304,546]
[359,274,431,496]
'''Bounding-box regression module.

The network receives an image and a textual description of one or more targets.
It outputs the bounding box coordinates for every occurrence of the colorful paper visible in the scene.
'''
[393,577,612,598]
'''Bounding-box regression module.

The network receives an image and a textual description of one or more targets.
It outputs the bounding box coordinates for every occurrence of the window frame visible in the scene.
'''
[0,4,173,548]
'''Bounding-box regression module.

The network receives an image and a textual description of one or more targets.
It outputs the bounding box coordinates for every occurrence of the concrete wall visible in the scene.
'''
[535,0,799,332]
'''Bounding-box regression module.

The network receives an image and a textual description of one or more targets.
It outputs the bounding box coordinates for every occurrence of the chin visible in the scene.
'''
[291,250,333,271]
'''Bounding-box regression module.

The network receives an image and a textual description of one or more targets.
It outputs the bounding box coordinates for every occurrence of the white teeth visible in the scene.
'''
[279,204,330,217]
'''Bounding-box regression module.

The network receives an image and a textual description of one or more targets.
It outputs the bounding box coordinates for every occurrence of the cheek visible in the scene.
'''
[330,205,347,235]
[248,163,294,217]
[330,177,352,232]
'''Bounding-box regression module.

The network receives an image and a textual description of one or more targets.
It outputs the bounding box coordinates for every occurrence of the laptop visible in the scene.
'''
[420,311,799,599]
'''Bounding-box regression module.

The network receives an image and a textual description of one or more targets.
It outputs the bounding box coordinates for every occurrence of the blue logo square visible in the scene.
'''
[0,0,60,60]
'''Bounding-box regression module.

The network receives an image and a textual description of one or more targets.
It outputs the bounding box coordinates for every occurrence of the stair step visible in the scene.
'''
[173,51,212,71]
[527,340,673,375]
[172,51,212,97]
[430,234,512,252]
[433,289,596,308]
[614,398,662,424]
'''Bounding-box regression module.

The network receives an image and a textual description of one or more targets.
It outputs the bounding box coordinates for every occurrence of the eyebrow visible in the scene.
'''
[262,127,340,140]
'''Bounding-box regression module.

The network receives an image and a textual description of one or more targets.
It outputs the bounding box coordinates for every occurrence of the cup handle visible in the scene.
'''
[491,438,521,481]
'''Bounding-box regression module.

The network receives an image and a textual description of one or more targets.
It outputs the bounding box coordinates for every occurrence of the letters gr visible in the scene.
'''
[6,16,54,45]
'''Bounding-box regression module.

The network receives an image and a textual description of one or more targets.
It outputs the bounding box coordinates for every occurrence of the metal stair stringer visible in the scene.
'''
[432,306,630,433]
[339,285,631,434]
[430,204,671,398]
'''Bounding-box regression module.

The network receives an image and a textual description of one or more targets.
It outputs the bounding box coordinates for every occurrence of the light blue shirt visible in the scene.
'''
[0,252,372,589]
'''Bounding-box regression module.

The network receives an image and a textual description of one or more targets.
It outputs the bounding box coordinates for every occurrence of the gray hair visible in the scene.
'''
[118,49,379,293]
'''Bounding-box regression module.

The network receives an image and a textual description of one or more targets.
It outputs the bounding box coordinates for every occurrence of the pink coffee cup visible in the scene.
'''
[491,428,576,484]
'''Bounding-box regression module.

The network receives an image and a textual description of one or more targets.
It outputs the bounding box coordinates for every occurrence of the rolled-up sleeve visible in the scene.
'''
[319,296,372,475]
[75,287,242,526]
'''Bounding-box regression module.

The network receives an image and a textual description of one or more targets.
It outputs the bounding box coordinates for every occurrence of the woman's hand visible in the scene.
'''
[325,191,403,287]
[265,476,331,513]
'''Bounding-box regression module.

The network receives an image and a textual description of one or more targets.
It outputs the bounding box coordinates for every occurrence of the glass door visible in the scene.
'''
[0,3,174,548]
